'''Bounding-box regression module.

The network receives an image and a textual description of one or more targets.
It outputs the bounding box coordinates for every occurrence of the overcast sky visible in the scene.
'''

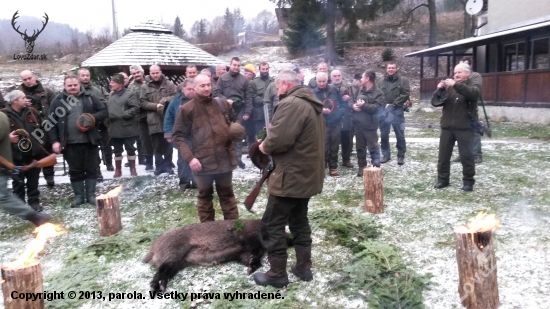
[1,0,278,34]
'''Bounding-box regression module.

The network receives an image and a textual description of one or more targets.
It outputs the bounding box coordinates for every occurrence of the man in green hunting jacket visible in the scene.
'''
[431,63,480,192]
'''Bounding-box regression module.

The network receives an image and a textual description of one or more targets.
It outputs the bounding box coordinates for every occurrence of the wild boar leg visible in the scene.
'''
[150,261,185,294]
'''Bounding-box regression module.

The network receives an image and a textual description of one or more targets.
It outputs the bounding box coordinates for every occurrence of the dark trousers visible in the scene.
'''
[65,143,99,181]
[42,166,54,180]
[380,119,406,158]
[98,123,112,165]
[355,128,380,168]
[136,137,143,161]
[438,129,476,185]
[139,120,153,156]
[261,195,312,258]
[177,150,194,184]
[340,129,353,163]
[151,133,173,167]
[112,137,137,157]
[325,125,341,169]
[234,110,247,160]
[13,157,40,206]
[193,171,238,222]
[472,132,482,158]
[244,119,257,147]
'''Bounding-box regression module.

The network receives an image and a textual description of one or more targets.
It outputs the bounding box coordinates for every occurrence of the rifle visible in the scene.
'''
[479,97,492,138]
[243,103,274,212]
[0,154,57,183]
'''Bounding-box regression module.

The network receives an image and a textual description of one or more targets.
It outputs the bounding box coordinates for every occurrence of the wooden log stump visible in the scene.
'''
[454,225,499,309]
[363,167,384,213]
[1,259,44,309]
[96,194,122,237]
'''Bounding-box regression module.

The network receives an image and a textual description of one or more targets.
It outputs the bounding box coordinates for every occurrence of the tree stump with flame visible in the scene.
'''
[96,186,123,237]
[454,214,500,309]
[1,260,44,309]
[363,167,384,213]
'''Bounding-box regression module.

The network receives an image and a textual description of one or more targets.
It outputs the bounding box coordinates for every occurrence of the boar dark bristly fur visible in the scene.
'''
[144,219,266,294]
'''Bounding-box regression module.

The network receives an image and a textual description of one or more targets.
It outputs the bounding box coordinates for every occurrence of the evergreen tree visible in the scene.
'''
[198,18,208,43]
[223,8,235,44]
[173,16,186,39]
[273,0,401,63]
[282,0,325,56]
[233,8,246,42]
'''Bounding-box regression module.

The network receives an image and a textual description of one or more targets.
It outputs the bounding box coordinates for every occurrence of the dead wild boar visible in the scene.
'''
[144,219,265,294]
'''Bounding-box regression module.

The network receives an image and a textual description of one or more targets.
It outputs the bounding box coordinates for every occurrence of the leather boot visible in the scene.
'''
[25,211,52,227]
[114,158,123,178]
[70,180,85,208]
[128,156,138,176]
[85,178,97,204]
[145,155,154,171]
[370,148,381,167]
[291,246,313,281]
[106,155,114,171]
[253,256,289,288]
[357,166,364,177]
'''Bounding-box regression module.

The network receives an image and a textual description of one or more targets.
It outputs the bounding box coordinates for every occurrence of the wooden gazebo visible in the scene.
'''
[81,20,224,86]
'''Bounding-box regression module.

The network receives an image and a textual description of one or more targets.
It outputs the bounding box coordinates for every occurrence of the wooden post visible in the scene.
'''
[363,167,383,213]
[1,259,44,309]
[96,194,122,236]
[454,225,500,309]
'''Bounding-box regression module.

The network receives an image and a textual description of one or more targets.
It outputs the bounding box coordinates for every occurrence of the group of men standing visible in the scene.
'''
[305,61,410,177]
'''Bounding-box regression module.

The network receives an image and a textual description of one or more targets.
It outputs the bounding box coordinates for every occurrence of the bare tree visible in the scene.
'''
[253,9,277,33]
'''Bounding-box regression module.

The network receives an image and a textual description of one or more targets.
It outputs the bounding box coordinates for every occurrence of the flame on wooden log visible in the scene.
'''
[5,223,67,269]
[454,213,500,308]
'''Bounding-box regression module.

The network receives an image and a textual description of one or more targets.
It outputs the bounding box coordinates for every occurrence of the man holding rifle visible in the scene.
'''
[253,70,325,288]
[0,110,51,226]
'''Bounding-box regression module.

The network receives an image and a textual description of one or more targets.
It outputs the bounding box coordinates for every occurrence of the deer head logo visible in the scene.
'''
[11,11,49,54]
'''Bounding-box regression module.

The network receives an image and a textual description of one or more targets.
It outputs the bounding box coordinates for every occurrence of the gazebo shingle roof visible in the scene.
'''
[81,20,224,67]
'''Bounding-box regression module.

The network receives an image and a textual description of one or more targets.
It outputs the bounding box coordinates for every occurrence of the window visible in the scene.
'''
[503,42,526,71]
[531,37,550,70]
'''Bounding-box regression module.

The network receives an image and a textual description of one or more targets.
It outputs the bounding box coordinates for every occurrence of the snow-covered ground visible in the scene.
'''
[1,131,549,308]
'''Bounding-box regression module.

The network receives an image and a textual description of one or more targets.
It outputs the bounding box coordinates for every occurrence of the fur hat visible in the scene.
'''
[248,140,270,170]
[111,73,125,85]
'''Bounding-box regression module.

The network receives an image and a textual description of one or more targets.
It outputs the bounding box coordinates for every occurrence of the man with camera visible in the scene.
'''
[431,63,480,192]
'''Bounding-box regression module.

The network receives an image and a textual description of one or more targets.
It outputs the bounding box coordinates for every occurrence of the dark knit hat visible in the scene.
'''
[111,73,125,85]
